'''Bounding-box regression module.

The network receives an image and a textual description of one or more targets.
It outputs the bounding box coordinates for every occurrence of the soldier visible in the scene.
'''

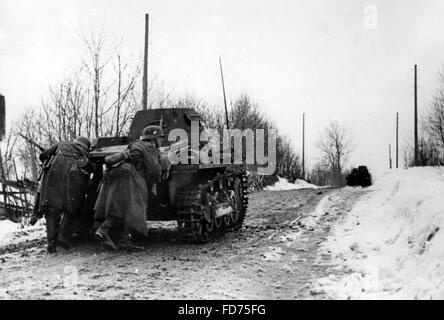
[39,136,93,253]
[94,125,163,251]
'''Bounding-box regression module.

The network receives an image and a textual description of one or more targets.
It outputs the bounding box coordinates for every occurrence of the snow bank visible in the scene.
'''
[0,219,20,242]
[0,219,45,247]
[319,167,444,299]
[265,176,321,191]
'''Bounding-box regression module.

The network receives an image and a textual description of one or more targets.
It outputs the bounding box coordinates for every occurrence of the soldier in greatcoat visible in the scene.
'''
[39,137,92,253]
[94,126,163,251]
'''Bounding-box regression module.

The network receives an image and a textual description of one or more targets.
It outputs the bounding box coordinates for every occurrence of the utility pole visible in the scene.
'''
[0,94,5,140]
[219,57,230,129]
[396,112,399,168]
[0,149,8,216]
[389,144,392,169]
[302,113,305,179]
[142,13,149,110]
[414,64,418,166]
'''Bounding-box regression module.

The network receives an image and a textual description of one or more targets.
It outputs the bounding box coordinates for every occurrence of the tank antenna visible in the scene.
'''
[219,57,230,129]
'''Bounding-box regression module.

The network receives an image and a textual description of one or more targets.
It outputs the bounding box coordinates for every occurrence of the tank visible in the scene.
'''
[87,108,249,242]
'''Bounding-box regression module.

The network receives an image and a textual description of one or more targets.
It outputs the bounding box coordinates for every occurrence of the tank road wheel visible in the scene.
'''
[211,180,225,231]
[190,214,206,242]
[227,174,248,230]
[222,214,230,228]
[203,217,214,234]
[214,217,223,229]
[175,170,249,242]
[227,189,238,225]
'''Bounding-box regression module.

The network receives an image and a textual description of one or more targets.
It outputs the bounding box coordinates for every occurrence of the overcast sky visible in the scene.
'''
[2,0,444,176]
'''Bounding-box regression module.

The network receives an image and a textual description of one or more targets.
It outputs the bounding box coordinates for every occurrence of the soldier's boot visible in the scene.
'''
[116,227,144,252]
[73,213,94,242]
[45,209,59,253]
[95,217,118,251]
[58,212,72,250]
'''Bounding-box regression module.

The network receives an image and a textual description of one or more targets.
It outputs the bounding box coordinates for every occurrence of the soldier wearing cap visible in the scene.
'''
[94,125,163,251]
[38,136,93,253]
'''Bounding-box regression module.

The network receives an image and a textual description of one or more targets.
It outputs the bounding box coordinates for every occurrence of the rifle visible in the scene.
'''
[18,133,48,224]
[29,155,53,225]
[19,134,52,225]
[18,133,45,152]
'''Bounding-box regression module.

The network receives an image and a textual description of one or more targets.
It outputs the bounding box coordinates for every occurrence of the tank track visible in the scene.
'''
[175,170,248,243]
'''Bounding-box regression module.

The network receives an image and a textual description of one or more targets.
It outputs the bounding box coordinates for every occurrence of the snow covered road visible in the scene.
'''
[0,186,366,299]
[4,168,441,300]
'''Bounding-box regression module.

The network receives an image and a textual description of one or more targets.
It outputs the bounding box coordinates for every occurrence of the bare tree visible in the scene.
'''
[308,159,331,186]
[229,94,302,184]
[230,94,267,130]
[418,70,444,166]
[10,31,144,183]
[427,98,444,148]
[425,72,444,161]
[316,122,354,186]
[103,42,142,137]
[82,32,112,138]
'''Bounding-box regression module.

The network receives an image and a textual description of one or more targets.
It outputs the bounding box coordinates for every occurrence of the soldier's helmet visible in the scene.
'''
[141,125,164,141]
[74,136,91,150]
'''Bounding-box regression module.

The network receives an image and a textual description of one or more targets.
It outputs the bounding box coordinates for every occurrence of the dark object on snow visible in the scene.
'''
[346,166,372,187]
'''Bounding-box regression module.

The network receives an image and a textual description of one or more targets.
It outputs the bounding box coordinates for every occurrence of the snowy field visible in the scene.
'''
[318,167,444,299]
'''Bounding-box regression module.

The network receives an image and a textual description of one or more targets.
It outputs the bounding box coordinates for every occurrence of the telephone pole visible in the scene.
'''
[302,113,305,179]
[396,112,399,168]
[0,94,5,140]
[142,13,149,110]
[414,65,418,166]
[389,144,392,169]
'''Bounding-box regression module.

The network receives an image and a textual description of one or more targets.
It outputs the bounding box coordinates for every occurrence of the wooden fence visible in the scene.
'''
[0,178,37,223]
